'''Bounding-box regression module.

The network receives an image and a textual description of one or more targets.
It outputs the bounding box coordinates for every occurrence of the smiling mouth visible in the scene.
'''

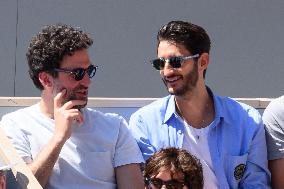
[164,76,181,83]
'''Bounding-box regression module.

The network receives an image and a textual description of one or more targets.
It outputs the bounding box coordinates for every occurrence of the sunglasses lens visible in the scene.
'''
[169,57,182,68]
[72,65,97,81]
[73,69,85,81]
[151,179,163,188]
[150,178,185,189]
[151,57,183,70]
[169,181,184,189]
[88,65,97,78]
[152,58,165,70]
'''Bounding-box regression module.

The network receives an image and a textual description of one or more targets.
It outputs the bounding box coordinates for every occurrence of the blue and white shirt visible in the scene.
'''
[129,89,271,189]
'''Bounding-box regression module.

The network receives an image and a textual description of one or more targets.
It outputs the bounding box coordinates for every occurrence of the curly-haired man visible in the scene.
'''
[144,147,203,189]
[1,24,144,189]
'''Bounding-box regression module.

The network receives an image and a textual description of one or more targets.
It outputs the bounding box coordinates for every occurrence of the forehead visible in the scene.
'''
[60,49,91,68]
[155,169,185,181]
[157,41,190,57]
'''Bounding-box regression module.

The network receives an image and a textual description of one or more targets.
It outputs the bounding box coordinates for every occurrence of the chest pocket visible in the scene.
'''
[224,153,248,189]
[81,151,114,181]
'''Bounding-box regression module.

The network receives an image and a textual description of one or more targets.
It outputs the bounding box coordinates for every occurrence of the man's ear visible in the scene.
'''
[198,53,209,71]
[38,72,53,88]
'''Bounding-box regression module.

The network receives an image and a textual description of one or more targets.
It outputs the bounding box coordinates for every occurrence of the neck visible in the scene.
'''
[175,85,215,128]
[39,90,55,119]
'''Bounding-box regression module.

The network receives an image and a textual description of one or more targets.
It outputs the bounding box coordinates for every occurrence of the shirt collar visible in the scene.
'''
[208,87,225,125]
[163,87,225,124]
[163,95,176,123]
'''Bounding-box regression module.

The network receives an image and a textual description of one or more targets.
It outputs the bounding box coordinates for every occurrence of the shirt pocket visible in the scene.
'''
[82,151,114,182]
[224,153,248,189]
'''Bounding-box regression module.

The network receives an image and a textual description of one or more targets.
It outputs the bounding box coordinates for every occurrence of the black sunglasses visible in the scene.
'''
[151,54,199,70]
[53,64,98,81]
[145,178,186,189]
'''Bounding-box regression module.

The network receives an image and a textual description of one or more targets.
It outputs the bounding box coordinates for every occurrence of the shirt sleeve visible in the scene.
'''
[0,115,33,163]
[128,113,157,160]
[263,98,284,160]
[113,117,144,167]
[240,109,271,189]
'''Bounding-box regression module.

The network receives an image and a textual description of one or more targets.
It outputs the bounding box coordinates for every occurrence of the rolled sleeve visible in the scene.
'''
[114,117,144,167]
[128,113,157,160]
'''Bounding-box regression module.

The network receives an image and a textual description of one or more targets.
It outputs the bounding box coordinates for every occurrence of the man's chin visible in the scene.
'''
[73,104,85,110]
[69,96,88,109]
[167,87,178,95]
[167,87,188,96]
[73,101,87,110]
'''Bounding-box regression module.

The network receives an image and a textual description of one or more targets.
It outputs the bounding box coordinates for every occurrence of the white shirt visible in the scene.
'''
[182,119,219,189]
[1,104,144,189]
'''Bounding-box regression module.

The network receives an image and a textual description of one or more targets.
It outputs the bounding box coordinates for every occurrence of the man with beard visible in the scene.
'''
[128,21,270,189]
[0,24,144,189]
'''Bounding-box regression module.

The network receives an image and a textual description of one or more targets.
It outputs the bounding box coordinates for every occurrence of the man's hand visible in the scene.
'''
[53,89,85,142]
[28,89,87,187]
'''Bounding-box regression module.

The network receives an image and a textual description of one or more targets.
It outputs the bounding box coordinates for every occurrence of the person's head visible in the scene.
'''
[0,171,6,189]
[27,24,95,108]
[152,21,211,96]
[144,147,203,189]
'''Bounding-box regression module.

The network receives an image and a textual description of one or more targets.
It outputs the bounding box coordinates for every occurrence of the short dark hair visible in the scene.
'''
[26,23,93,90]
[157,21,211,77]
[144,147,203,189]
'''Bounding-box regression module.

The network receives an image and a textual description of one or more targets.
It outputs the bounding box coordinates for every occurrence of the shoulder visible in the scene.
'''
[84,108,127,129]
[3,104,37,116]
[218,95,260,114]
[215,95,262,125]
[263,96,284,123]
[1,105,38,125]
[130,95,170,118]
[85,107,125,120]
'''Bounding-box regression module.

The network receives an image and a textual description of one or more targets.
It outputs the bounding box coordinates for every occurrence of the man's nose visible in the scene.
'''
[161,62,175,76]
[80,73,91,86]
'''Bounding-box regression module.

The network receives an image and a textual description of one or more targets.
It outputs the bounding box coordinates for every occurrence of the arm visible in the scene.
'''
[263,98,284,189]
[115,163,144,189]
[240,111,271,189]
[27,135,65,187]
[28,90,86,187]
[113,117,145,188]
[269,158,284,189]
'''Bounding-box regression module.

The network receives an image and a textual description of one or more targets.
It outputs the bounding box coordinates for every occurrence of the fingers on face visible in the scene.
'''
[54,89,86,110]
[61,100,87,110]
[64,109,84,124]
[71,111,84,124]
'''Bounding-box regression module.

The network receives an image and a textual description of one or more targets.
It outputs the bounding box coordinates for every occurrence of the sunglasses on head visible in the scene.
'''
[145,178,186,189]
[53,64,98,81]
[151,54,199,70]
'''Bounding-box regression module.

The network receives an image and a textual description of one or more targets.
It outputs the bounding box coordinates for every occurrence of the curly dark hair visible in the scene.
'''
[144,147,203,189]
[157,20,211,78]
[26,23,93,90]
